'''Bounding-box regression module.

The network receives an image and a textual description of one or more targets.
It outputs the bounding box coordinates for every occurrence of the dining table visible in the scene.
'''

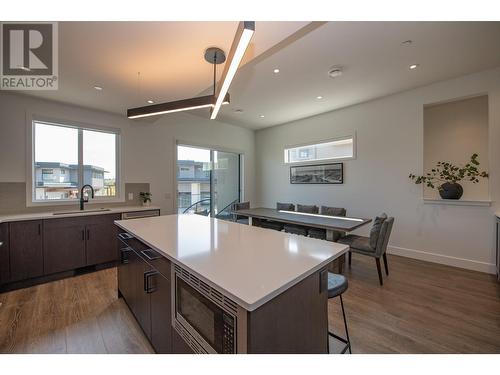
[233,207,372,273]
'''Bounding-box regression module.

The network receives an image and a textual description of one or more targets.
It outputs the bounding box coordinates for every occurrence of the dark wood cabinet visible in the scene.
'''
[123,248,153,340]
[117,232,172,353]
[43,214,121,276]
[86,214,120,266]
[9,220,43,282]
[43,217,87,275]
[0,223,10,284]
[118,245,135,304]
[150,271,172,353]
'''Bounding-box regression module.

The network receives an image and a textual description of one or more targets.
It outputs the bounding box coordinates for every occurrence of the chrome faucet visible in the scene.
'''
[80,184,95,211]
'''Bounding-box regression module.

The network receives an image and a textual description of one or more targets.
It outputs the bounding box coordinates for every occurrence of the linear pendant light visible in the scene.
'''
[127,21,253,120]
[210,21,255,120]
[127,93,229,119]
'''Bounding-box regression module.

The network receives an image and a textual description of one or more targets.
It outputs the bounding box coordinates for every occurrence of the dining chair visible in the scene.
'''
[338,214,395,285]
[284,204,319,236]
[308,206,347,241]
[232,201,250,225]
[260,202,295,231]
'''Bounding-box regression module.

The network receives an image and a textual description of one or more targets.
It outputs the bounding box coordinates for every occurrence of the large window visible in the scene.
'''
[32,120,119,202]
[284,136,355,164]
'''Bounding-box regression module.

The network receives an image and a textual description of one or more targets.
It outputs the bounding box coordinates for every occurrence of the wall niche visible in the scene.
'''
[423,95,489,201]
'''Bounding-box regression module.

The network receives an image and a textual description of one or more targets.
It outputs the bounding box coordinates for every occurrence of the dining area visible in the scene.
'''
[231,201,395,354]
[233,202,394,286]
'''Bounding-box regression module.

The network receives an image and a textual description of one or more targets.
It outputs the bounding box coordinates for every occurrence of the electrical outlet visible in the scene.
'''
[128,193,134,200]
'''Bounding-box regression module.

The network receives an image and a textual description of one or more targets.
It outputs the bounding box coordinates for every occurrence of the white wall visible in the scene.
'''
[0,92,255,214]
[424,95,489,200]
[255,67,500,273]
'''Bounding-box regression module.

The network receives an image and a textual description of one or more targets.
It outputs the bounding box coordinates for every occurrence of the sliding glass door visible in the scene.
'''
[212,151,241,219]
[176,144,241,218]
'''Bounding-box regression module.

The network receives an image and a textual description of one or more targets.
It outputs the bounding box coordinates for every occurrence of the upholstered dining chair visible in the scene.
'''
[284,204,319,236]
[232,201,250,225]
[337,214,395,285]
[308,206,347,241]
[259,202,296,231]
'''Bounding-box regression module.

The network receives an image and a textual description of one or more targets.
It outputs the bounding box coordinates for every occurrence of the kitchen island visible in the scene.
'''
[115,214,348,354]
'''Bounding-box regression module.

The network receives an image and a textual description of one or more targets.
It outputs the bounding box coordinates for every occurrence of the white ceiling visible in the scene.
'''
[19,21,500,130]
[214,21,500,129]
[20,21,308,118]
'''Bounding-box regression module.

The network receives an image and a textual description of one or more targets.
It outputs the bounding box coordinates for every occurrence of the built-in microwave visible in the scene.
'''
[171,264,246,354]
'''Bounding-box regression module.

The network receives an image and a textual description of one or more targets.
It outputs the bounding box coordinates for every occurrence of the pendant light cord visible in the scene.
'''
[213,52,217,96]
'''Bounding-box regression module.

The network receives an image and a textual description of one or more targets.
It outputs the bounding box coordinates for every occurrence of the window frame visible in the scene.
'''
[26,114,123,206]
[283,134,356,165]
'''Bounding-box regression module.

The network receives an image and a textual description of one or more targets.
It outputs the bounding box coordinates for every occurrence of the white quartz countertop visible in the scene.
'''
[0,205,161,223]
[115,214,348,311]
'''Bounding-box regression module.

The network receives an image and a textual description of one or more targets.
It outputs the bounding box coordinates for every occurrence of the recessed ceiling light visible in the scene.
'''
[409,64,419,70]
[328,67,343,78]
[402,40,413,45]
[259,115,265,118]
[94,86,103,91]
[147,100,154,104]
[316,96,323,100]
[273,68,280,74]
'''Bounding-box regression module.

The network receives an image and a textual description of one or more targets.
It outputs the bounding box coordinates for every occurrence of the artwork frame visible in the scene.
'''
[289,163,343,184]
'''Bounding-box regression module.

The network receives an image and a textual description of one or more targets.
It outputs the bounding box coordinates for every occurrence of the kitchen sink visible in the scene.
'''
[52,208,111,215]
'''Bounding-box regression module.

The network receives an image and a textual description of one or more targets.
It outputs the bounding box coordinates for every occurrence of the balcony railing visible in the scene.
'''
[179,195,240,222]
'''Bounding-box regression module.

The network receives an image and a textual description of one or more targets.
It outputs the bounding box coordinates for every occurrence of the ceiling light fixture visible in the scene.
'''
[402,40,413,45]
[147,100,154,104]
[260,115,265,118]
[316,96,323,100]
[409,64,419,70]
[328,66,343,78]
[94,86,103,91]
[210,21,255,120]
[127,47,230,119]
[273,68,280,73]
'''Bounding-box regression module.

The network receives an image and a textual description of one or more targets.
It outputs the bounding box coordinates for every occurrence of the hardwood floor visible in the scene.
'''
[0,254,499,354]
[0,268,153,354]
[328,254,500,353]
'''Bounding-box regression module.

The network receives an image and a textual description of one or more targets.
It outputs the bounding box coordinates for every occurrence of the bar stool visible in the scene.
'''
[327,272,352,354]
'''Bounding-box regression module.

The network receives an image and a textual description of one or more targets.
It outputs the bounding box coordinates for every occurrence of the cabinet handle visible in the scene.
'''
[144,270,158,294]
[118,232,133,240]
[38,223,41,236]
[141,249,161,261]
[87,229,90,240]
[120,247,132,264]
[82,229,85,241]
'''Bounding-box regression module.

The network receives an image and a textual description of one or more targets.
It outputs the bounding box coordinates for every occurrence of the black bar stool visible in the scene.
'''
[327,272,352,354]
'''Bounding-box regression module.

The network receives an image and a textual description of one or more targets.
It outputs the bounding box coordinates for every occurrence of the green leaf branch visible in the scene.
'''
[409,153,488,190]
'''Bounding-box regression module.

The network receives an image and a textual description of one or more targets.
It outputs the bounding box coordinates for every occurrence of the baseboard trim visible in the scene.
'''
[387,245,496,274]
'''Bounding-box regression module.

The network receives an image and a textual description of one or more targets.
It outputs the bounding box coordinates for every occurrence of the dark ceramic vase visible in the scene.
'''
[438,182,463,200]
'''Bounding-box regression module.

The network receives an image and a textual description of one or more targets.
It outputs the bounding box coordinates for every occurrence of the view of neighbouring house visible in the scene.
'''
[176,160,211,213]
[35,162,115,199]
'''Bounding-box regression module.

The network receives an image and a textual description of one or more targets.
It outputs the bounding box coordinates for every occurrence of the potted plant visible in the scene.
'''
[409,153,488,200]
[140,191,152,206]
